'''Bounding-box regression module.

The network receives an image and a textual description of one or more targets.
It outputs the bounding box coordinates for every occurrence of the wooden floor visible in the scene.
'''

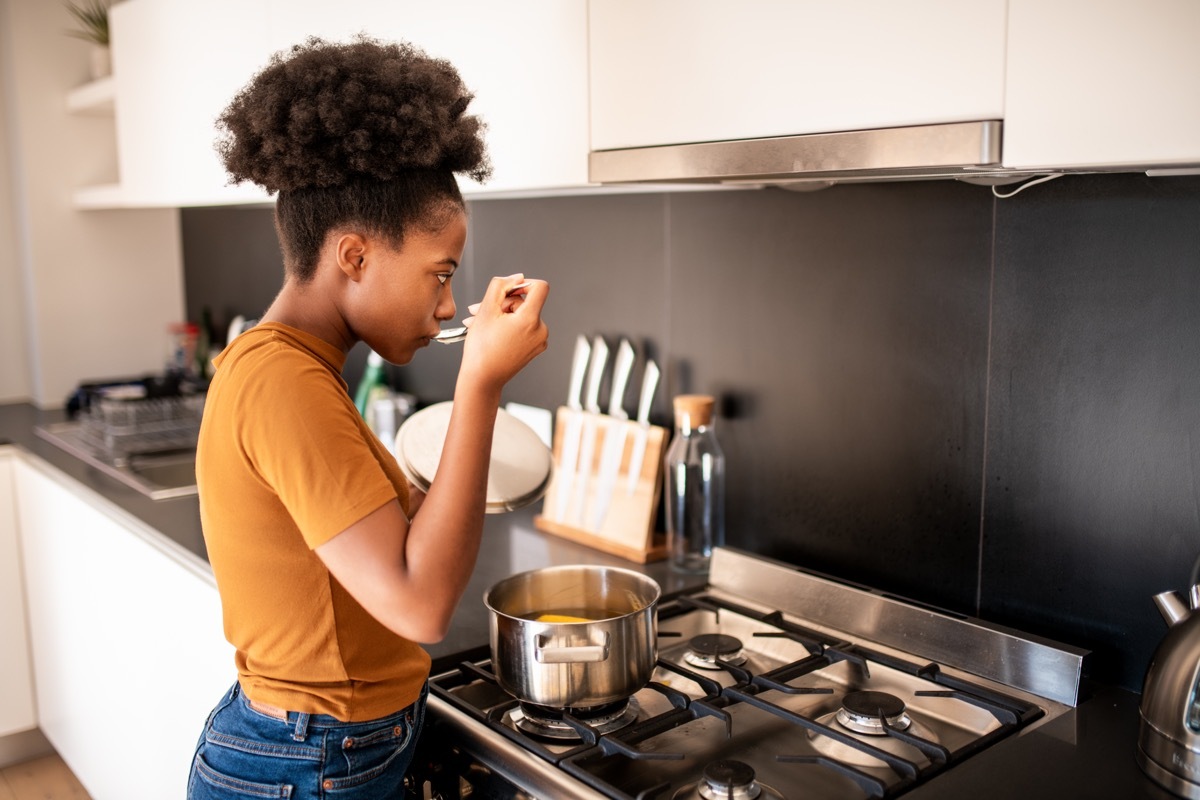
[0,755,91,800]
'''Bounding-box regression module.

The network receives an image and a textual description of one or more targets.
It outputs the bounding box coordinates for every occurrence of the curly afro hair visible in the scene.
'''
[217,36,491,192]
[216,36,492,281]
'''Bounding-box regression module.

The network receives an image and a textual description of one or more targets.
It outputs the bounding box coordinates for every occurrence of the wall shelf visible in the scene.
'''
[65,77,115,115]
[72,183,126,208]
[67,77,119,208]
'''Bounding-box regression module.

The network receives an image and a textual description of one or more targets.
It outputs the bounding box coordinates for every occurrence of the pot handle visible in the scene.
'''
[535,632,610,664]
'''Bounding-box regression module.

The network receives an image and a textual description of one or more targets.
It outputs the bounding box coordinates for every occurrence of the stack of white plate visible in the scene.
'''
[394,401,552,514]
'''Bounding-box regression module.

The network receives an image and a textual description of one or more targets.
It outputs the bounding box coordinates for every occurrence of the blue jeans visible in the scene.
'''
[187,682,427,799]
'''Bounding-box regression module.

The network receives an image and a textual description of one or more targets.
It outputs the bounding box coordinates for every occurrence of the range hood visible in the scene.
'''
[588,120,1053,188]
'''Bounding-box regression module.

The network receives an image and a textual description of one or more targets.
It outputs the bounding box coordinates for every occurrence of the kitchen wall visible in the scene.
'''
[0,0,184,408]
[180,172,1200,692]
[0,0,31,403]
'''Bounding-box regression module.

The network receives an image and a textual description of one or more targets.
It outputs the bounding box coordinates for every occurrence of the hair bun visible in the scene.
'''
[216,36,492,193]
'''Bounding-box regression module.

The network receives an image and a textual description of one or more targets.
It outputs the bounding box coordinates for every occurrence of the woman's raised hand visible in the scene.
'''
[458,274,549,393]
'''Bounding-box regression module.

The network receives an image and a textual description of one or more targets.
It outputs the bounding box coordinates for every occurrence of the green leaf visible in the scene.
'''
[63,0,110,46]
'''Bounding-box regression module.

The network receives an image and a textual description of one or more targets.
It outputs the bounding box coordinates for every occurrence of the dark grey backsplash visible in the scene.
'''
[181,173,1200,692]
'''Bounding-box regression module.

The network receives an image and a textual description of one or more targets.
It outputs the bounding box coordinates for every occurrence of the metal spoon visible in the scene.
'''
[431,327,470,344]
[433,282,531,344]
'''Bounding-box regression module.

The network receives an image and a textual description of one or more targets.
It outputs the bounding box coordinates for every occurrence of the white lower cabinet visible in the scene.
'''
[14,457,233,800]
[0,451,36,738]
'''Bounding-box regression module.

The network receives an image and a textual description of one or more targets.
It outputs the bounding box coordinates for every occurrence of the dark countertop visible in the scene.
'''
[0,402,705,661]
[907,684,1174,800]
[0,401,1173,798]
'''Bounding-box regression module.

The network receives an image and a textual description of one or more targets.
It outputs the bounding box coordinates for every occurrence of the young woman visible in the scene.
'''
[187,37,549,799]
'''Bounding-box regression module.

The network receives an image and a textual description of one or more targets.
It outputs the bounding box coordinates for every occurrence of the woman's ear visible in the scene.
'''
[334,232,368,281]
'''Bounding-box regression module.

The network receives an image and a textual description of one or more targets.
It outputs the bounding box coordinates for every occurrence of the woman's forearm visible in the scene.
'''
[400,378,502,627]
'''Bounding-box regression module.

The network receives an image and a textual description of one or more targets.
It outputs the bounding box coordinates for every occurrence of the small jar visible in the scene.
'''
[663,395,726,574]
[165,322,199,377]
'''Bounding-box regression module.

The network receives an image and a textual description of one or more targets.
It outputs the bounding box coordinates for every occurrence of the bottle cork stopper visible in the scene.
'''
[673,394,715,427]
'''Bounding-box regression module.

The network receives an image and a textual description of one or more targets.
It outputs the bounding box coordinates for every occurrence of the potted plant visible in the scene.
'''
[64,0,111,80]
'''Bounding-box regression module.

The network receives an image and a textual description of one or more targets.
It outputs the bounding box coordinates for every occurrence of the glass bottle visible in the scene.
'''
[664,394,726,574]
[195,307,215,380]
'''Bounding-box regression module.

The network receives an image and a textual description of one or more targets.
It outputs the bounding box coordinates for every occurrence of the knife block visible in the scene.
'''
[535,407,668,563]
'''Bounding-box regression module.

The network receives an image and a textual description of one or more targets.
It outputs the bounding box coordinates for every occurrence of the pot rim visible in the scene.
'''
[483,564,662,623]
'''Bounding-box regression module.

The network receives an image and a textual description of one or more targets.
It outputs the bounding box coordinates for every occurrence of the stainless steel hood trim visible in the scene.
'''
[707,547,1088,707]
[589,120,1008,185]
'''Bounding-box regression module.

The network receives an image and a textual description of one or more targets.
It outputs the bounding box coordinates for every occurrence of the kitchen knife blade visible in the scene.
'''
[625,360,660,495]
[569,336,608,526]
[550,335,591,521]
[589,339,635,530]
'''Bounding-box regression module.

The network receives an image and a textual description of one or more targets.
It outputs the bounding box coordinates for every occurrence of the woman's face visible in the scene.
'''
[350,210,467,365]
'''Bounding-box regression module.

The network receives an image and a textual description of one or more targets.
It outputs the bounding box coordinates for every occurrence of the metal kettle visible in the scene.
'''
[1139,587,1200,797]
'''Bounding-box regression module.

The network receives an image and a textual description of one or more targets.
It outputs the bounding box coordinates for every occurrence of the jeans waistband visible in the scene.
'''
[235,681,427,742]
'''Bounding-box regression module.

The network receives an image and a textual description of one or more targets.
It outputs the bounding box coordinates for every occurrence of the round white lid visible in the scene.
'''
[394,401,552,513]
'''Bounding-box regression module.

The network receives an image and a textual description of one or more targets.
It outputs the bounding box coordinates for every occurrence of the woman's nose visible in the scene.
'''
[436,291,456,322]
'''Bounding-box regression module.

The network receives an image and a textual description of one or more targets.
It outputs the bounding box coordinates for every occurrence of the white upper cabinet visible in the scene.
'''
[588,0,1009,151]
[108,0,279,207]
[102,0,589,207]
[1002,0,1200,170]
[93,0,1199,208]
[270,0,591,198]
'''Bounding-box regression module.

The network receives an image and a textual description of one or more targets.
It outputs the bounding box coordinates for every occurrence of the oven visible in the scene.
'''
[404,548,1087,799]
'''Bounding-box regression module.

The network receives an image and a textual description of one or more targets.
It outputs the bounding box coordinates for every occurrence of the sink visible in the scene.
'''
[125,451,199,499]
[35,423,198,500]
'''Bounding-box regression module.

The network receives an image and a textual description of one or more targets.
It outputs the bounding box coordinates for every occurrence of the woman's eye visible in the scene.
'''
[436,273,453,286]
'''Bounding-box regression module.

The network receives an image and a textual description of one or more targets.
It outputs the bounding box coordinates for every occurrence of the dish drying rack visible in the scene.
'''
[76,393,206,463]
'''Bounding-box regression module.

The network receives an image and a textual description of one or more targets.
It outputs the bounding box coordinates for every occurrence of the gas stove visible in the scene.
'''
[407,549,1087,799]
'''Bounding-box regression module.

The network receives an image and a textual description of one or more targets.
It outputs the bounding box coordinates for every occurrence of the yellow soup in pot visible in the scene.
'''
[526,609,615,623]
[535,613,592,623]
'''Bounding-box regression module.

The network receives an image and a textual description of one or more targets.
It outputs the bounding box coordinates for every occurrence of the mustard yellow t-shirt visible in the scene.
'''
[197,322,428,721]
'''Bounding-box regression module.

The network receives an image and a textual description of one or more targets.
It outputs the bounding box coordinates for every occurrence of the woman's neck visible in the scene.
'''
[260,277,356,355]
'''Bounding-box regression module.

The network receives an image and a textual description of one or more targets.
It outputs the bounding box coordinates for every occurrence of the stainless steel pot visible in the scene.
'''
[484,565,660,708]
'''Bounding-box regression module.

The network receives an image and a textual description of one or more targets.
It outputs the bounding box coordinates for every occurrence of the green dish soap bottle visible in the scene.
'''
[354,351,386,419]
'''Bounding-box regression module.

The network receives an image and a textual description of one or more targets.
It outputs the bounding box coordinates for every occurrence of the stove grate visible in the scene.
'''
[556,596,1045,800]
[427,594,1050,800]
[776,754,890,799]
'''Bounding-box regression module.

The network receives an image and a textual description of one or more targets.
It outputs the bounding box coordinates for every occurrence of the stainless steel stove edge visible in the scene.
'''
[426,694,610,800]
[707,548,1088,708]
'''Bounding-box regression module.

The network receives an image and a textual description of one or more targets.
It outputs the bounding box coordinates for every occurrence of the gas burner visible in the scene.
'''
[509,699,639,741]
[809,690,941,768]
[683,633,748,670]
[836,690,911,734]
[671,760,785,800]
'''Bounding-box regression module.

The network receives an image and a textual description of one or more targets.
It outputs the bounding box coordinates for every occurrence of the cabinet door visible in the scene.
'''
[15,461,233,800]
[269,0,591,196]
[0,452,36,737]
[110,0,589,205]
[589,0,1008,150]
[1003,0,1200,170]
[109,0,279,206]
